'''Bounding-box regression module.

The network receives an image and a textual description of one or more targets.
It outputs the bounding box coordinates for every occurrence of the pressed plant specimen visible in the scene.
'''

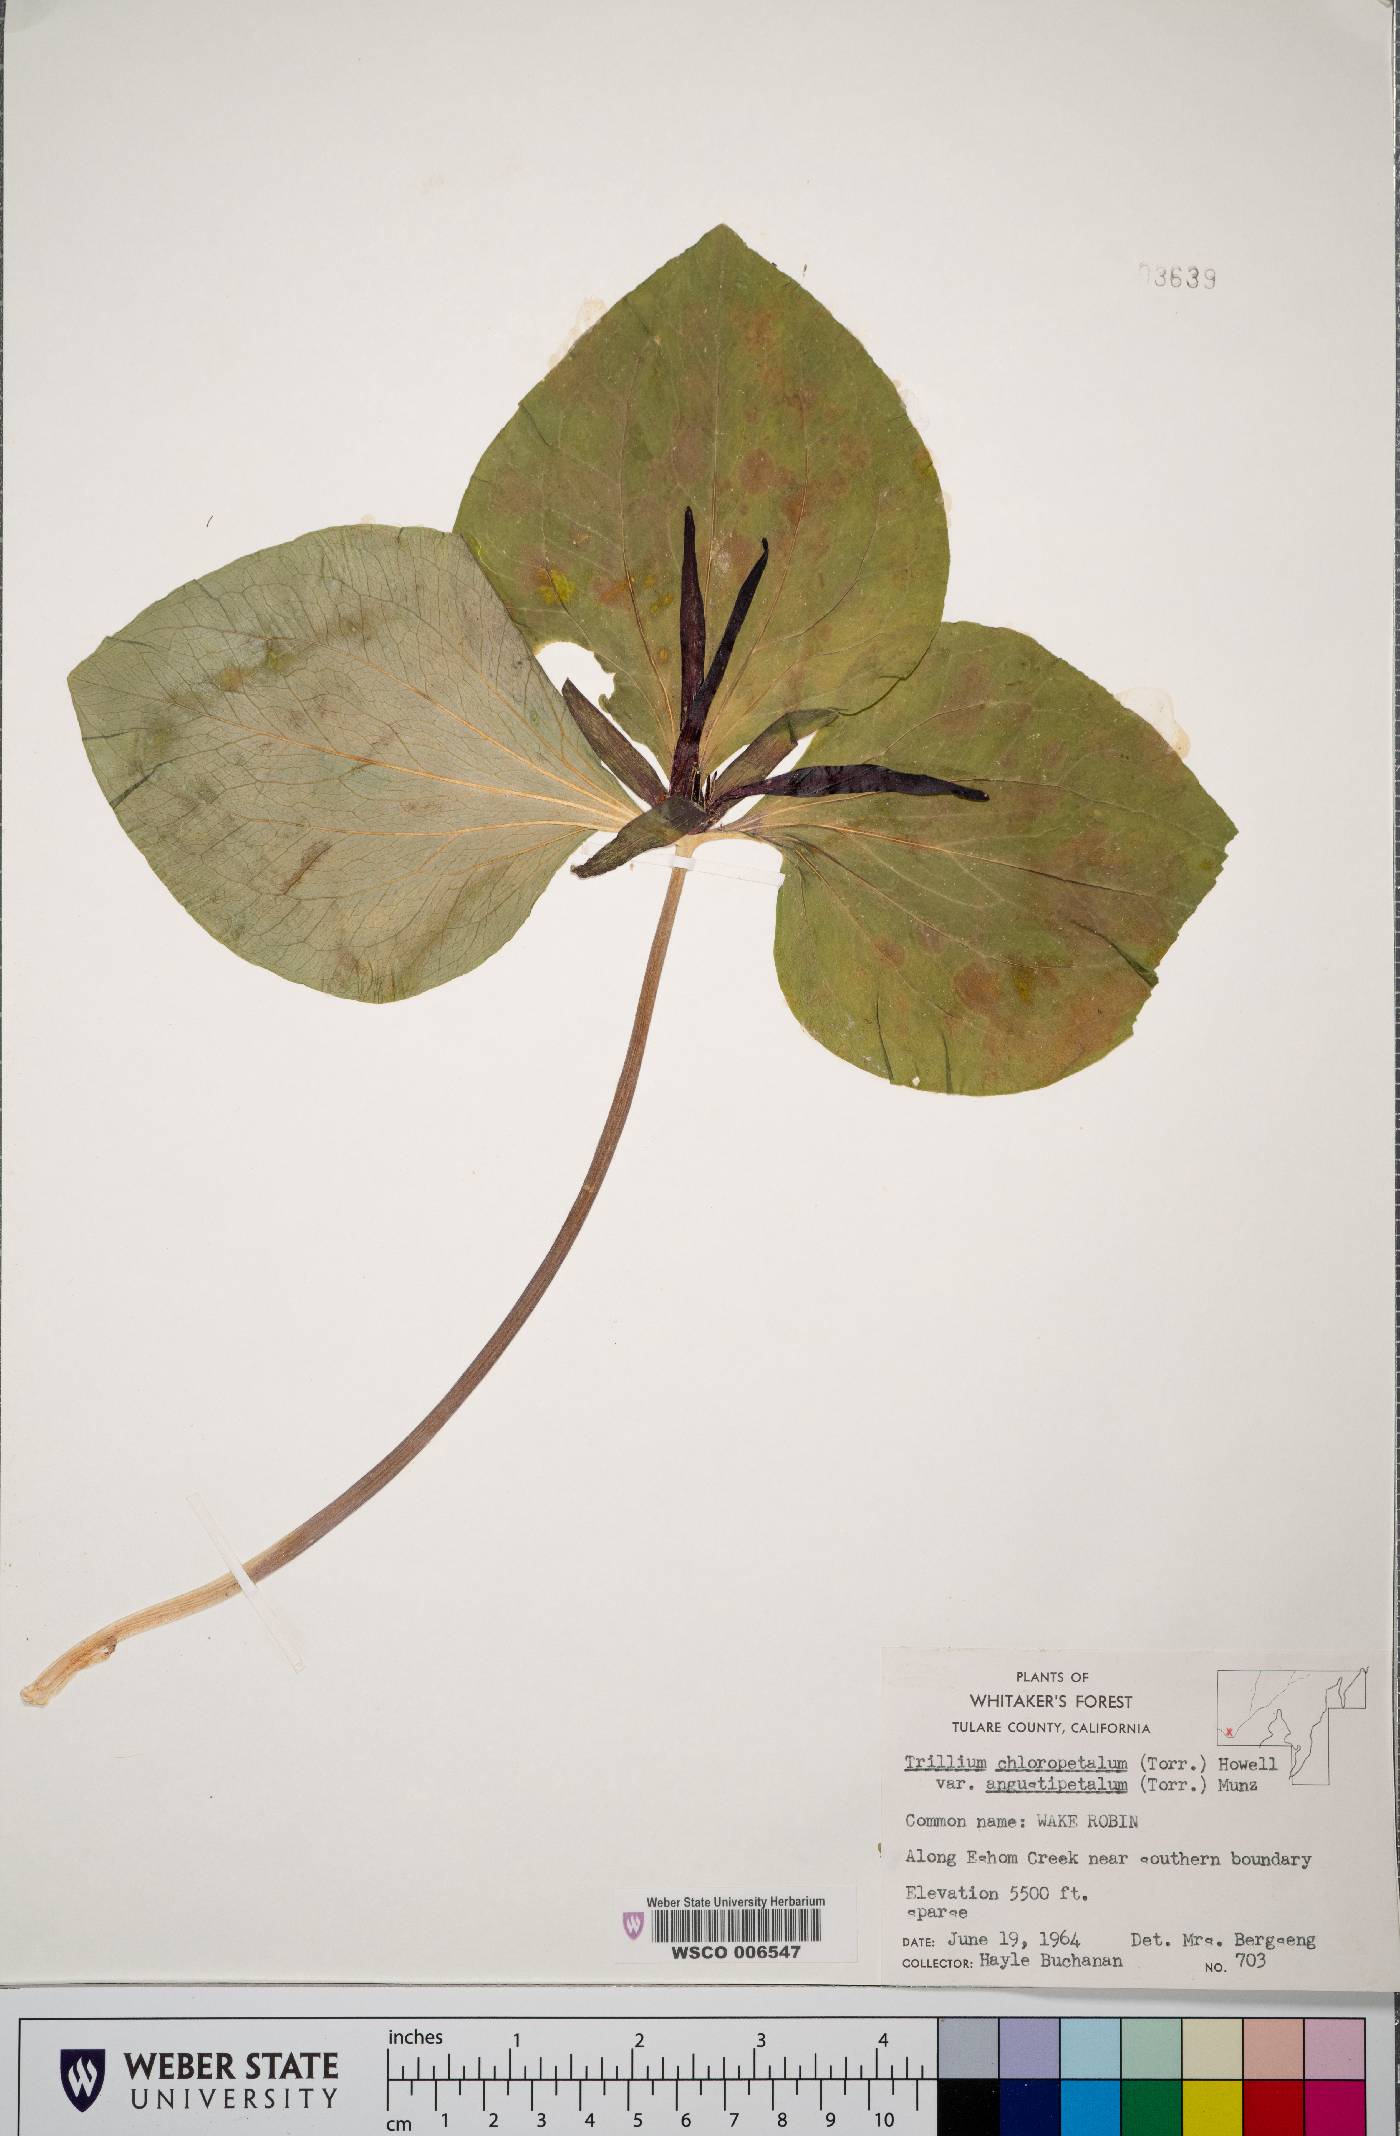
[24,228,1233,1705]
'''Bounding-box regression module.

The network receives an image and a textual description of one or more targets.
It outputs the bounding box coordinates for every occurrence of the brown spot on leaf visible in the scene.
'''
[739,447,779,495]
[742,306,778,352]
[282,839,332,893]
[213,664,247,693]
[955,963,1001,1011]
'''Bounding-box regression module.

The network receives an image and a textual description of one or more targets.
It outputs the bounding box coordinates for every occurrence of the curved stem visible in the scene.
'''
[21,869,689,1707]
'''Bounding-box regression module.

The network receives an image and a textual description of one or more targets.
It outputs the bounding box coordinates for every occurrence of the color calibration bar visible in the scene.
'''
[934,2018,1365,2136]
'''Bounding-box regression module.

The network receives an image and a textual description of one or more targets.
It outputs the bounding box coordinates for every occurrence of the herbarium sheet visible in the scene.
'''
[2,0,1394,1987]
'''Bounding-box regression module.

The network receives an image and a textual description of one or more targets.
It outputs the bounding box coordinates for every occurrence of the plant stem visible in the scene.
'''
[21,868,689,1708]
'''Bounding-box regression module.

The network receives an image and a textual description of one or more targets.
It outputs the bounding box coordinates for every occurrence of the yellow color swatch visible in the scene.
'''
[1183,2082,1242,2136]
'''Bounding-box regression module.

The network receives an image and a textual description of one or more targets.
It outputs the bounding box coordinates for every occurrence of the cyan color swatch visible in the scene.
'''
[1064,2081,1122,2136]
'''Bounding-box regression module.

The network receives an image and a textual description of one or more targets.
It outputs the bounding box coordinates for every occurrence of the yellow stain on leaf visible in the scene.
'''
[537,567,575,607]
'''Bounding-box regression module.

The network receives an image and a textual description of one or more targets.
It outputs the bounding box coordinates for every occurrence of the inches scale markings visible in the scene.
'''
[379,2018,1367,2134]
[385,2039,935,2117]
[12,2010,1371,2134]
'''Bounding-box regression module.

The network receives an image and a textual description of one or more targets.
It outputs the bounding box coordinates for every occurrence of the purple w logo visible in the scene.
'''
[60,2050,106,2113]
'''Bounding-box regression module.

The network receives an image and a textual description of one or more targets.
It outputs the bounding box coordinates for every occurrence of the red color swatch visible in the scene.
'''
[1243,2082,1303,2136]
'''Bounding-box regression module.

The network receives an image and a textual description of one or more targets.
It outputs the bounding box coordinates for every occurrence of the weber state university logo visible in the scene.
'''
[60,2049,106,2113]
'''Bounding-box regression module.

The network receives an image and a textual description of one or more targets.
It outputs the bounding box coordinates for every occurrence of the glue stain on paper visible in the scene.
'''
[1119,686,1190,758]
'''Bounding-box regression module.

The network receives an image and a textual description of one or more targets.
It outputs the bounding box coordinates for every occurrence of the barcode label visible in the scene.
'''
[614,1887,854,1962]
[649,1906,822,1944]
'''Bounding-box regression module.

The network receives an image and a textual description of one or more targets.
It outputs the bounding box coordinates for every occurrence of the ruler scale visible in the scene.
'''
[380,2017,1365,2135]
[11,2003,1379,2135]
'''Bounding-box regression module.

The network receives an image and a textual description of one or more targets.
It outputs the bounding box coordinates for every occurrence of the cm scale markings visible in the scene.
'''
[385,2044,933,2118]
[378,2017,1367,2135]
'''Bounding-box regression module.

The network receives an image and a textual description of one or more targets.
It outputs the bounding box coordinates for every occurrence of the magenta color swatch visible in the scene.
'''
[1303,2084,1364,2136]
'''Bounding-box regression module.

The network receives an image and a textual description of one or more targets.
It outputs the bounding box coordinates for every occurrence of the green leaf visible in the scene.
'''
[70,525,630,1002]
[573,793,705,879]
[456,225,949,779]
[743,623,1235,1094]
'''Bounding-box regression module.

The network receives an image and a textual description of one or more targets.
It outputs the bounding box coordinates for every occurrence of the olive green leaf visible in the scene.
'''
[456,225,949,780]
[70,525,630,1003]
[573,792,706,879]
[743,623,1235,1095]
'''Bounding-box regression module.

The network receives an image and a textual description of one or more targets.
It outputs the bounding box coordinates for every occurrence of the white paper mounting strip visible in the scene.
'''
[641,851,782,888]
[187,1493,304,1675]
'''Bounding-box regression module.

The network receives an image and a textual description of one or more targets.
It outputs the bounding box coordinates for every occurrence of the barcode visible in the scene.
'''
[649,1907,822,1944]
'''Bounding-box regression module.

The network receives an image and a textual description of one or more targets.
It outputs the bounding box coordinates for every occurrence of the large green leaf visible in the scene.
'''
[456,225,949,778]
[744,623,1235,1094]
[70,525,629,1002]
